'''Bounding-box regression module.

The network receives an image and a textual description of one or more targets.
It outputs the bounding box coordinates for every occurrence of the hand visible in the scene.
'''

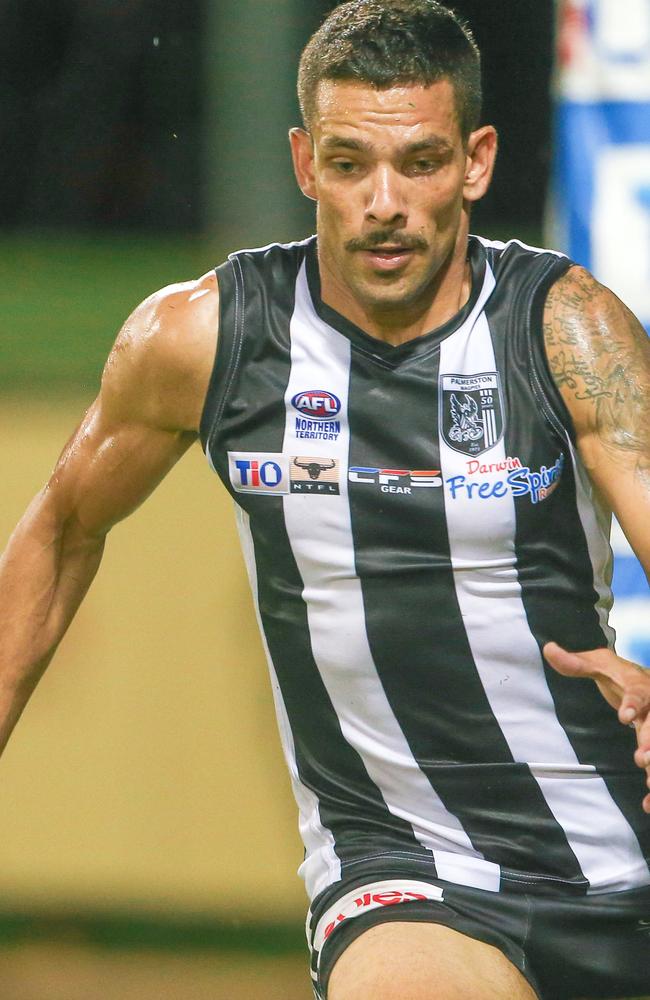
[543,642,650,813]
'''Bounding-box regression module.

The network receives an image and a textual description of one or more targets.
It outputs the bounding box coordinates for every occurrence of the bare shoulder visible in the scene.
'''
[543,265,650,453]
[101,270,220,434]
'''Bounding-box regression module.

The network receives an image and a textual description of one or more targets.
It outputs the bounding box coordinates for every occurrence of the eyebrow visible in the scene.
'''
[320,135,454,155]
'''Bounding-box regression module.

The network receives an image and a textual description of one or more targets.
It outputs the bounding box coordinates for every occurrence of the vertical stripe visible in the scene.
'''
[439,287,650,892]
[537,442,650,877]
[235,506,341,899]
[282,264,501,892]
[567,442,616,647]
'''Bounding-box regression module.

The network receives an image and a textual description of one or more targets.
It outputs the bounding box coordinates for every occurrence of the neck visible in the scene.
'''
[318,226,472,346]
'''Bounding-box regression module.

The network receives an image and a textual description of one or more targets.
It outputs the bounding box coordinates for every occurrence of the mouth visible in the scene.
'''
[360,246,416,271]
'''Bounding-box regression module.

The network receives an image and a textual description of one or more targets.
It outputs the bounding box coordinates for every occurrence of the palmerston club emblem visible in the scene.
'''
[440,372,504,456]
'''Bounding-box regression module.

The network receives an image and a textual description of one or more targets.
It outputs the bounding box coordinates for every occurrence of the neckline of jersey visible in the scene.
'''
[305,235,487,365]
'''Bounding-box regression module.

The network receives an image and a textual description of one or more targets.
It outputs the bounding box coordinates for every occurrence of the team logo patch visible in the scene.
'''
[290,456,340,495]
[228,452,340,496]
[440,372,504,457]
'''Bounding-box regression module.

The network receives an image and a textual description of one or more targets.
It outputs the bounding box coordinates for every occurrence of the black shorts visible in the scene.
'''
[307,871,650,999]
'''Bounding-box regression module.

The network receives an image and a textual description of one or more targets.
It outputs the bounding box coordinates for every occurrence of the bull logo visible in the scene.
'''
[293,457,337,480]
[290,456,340,495]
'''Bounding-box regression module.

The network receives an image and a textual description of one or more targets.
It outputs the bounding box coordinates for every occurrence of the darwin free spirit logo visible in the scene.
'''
[446,454,565,504]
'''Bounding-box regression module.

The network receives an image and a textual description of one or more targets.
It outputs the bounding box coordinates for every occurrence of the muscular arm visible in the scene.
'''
[543,265,650,569]
[0,272,219,754]
[543,266,650,810]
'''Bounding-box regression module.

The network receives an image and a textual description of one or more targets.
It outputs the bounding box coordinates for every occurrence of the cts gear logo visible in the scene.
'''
[349,467,442,495]
[440,372,504,457]
[291,390,341,420]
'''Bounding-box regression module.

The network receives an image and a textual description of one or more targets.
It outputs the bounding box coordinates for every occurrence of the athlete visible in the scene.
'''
[1,1,650,998]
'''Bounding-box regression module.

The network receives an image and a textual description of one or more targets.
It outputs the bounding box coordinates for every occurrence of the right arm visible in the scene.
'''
[0,271,219,754]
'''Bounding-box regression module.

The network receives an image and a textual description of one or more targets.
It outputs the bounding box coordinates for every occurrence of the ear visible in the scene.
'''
[289,127,317,202]
[463,125,498,204]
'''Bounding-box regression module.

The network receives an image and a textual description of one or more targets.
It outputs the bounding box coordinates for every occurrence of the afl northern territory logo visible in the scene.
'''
[440,372,504,457]
[291,390,341,420]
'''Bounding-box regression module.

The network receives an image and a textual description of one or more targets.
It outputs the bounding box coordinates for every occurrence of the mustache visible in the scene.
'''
[345,231,428,253]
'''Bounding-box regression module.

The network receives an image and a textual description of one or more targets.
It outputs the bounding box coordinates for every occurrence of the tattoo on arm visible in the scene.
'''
[543,267,650,476]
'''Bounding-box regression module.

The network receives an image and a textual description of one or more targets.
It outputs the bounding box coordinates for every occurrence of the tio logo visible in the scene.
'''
[234,458,283,488]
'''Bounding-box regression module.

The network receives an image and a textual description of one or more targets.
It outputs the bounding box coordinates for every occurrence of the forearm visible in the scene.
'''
[0,489,105,753]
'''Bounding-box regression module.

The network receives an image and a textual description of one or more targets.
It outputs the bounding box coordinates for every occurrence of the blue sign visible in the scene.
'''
[553,0,650,663]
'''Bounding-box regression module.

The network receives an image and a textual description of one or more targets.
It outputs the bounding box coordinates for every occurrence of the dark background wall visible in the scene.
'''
[0,0,555,235]
[0,0,203,229]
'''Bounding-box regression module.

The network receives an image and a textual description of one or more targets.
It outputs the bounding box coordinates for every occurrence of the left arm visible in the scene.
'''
[543,265,650,811]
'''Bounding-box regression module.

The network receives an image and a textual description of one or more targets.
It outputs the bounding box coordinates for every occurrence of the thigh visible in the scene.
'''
[327,921,539,1000]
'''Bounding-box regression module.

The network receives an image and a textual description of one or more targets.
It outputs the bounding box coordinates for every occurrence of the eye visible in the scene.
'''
[409,158,438,175]
[332,158,359,175]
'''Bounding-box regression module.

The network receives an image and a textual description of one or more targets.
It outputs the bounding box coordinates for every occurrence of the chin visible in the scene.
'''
[352,275,427,313]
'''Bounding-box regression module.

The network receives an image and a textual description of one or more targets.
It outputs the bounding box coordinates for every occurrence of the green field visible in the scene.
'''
[0,232,223,391]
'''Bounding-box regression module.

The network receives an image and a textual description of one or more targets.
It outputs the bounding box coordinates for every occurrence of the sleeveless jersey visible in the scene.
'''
[200,235,650,904]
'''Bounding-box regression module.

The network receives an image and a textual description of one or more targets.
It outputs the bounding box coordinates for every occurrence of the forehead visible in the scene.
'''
[311,79,462,147]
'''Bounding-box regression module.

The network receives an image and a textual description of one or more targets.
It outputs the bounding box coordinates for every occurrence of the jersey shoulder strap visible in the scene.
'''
[479,236,576,442]
[199,237,312,454]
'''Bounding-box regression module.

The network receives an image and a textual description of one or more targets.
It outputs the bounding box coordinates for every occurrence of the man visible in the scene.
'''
[1,1,649,998]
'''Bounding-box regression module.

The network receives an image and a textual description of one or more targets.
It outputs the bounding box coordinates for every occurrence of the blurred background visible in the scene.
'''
[0,1,648,997]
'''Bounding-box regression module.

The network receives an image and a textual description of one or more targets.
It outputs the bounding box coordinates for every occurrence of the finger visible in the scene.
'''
[633,718,650,768]
[638,764,650,812]
[542,641,592,678]
[620,684,650,727]
[639,742,650,813]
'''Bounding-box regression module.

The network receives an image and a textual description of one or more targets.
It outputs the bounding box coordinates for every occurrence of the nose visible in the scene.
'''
[365,165,407,227]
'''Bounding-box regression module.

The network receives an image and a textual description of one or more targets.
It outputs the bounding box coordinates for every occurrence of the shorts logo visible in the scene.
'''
[228,452,340,496]
[312,879,444,953]
[440,372,504,457]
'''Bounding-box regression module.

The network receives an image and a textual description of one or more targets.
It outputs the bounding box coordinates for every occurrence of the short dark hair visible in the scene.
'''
[298,0,481,141]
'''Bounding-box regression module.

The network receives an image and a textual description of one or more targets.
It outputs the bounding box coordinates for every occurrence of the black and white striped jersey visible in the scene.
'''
[200,234,650,903]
